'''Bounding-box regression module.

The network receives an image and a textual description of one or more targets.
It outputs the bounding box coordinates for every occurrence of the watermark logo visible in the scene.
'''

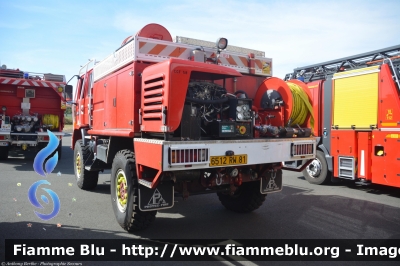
[28,180,60,220]
[33,130,59,176]
[29,130,60,220]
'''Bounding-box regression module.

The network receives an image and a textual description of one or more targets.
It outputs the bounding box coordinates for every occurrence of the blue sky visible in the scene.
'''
[1,0,399,83]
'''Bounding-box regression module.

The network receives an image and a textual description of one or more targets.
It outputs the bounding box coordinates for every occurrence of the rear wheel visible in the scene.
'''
[110,150,156,231]
[0,146,9,160]
[302,150,330,185]
[217,181,266,213]
[74,140,99,190]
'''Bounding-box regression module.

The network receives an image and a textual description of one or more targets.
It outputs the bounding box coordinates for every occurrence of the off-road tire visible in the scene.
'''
[217,181,266,213]
[74,140,99,190]
[0,146,9,160]
[110,150,157,231]
[302,150,330,185]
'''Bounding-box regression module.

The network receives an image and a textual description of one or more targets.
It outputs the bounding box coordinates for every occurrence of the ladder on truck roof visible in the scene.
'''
[284,44,400,83]
[92,35,273,82]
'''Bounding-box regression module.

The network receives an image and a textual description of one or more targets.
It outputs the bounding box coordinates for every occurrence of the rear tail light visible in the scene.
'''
[169,148,209,165]
[0,136,4,140]
[43,136,49,141]
[291,143,314,157]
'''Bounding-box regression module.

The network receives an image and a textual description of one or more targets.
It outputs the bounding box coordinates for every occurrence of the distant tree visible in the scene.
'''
[65,106,72,115]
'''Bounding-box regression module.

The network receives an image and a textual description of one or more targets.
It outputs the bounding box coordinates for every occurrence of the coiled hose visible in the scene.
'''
[286,82,314,129]
[42,114,59,130]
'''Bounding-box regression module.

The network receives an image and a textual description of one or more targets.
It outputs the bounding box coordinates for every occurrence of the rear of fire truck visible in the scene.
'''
[0,64,70,160]
[72,24,318,231]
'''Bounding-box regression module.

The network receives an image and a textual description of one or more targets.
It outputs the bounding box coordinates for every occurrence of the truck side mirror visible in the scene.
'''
[65,85,73,100]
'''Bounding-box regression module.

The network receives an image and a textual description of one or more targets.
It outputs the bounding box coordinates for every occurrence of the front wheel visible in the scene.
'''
[302,150,330,185]
[110,150,156,232]
[217,181,266,213]
[74,140,99,190]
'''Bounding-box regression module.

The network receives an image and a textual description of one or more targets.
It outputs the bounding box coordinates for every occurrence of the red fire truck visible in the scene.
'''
[71,23,318,231]
[0,65,71,159]
[284,45,400,188]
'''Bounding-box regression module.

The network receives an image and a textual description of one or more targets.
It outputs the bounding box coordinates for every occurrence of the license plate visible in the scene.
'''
[0,142,8,146]
[209,154,247,166]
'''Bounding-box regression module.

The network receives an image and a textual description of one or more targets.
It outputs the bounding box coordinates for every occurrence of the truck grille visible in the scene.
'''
[338,156,355,179]
[142,73,165,121]
[169,147,210,166]
[291,143,314,157]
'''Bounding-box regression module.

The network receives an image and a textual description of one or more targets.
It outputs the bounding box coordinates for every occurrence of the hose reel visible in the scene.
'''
[42,114,59,130]
[254,77,314,131]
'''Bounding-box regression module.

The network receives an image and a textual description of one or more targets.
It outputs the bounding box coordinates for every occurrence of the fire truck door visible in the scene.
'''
[84,72,94,126]
[371,133,400,186]
[104,76,117,128]
[116,69,133,129]
[382,137,400,186]
[75,76,86,126]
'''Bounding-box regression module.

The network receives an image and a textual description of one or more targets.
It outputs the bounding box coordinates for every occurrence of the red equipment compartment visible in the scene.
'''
[331,130,358,177]
[116,68,134,129]
[306,81,322,136]
[378,64,400,128]
[371,131,400,187]
[16,88,25,98]
[104,75,117,129]
[140,58,241,133]
[90,63,146,136]
[357,132,372,180]
[92,77,105,130]
[215,75,266,99]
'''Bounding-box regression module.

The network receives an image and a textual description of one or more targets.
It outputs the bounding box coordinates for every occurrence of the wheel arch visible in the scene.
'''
[107,137,134,164]
[317,144,333,172]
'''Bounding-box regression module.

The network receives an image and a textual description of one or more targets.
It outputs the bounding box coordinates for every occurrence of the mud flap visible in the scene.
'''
[138,182,174,211]
[260,169,283,194]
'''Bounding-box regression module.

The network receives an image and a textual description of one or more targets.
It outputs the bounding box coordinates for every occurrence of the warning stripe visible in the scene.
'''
[148,44,168,55]
[218,54,248,68]
[139,41,147,49]
[135,40,272,75]
[169,47,187,57]
[0,77,65,88]
[255,60,263,69]
[41,81,49,87]
[225,55,237,66]
[239,57,248,66]
[139,41,188,58]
